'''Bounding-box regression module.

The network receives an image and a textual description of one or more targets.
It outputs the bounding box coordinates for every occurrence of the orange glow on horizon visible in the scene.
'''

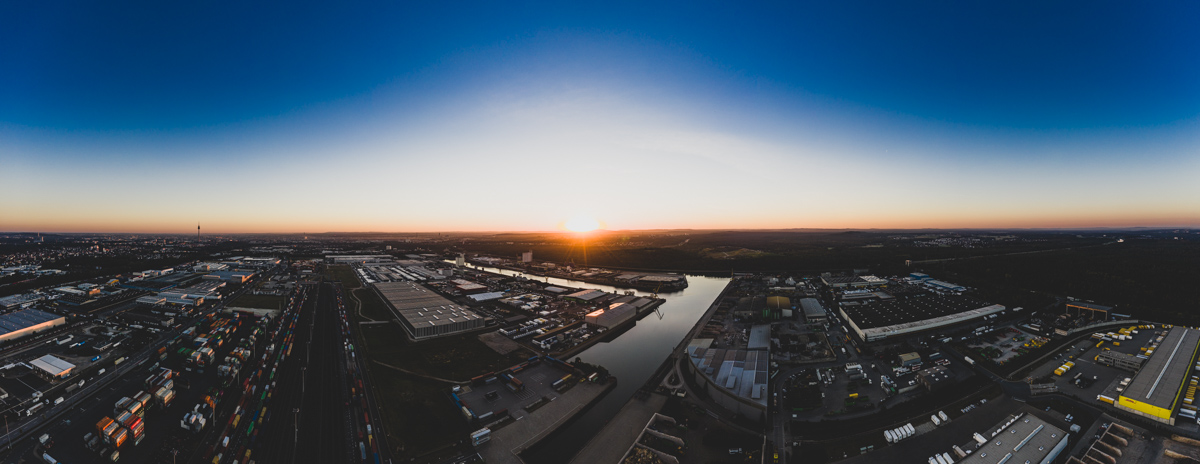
[564,215,602,233]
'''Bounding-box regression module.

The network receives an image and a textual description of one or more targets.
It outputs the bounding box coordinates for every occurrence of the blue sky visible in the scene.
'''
[2,1,1199,232]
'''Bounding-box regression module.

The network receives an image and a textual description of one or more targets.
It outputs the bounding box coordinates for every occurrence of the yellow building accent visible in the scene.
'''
[1117,396,1173,420]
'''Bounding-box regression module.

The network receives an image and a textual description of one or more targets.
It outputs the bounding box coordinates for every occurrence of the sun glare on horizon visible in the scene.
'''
[564,215,601,233]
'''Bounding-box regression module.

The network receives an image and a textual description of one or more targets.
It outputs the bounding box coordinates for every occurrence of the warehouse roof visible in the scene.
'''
[686,347,768,406]
[564,289,607,301]
[467,292,505,302]
[961,413,1067,464]
[748,325,771,350]
[30,354,75,377]
[0,309,64,335]
[374,282,484,329]
[843,294,995,330]
[1120,327,1200,412]
[854,304,1005,340]
[799,298,826,319]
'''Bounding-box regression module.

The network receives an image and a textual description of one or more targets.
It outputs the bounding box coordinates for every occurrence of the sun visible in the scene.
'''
[564,215,601,233]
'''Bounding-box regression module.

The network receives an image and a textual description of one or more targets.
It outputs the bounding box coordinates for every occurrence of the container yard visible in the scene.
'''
[30,280,305,463]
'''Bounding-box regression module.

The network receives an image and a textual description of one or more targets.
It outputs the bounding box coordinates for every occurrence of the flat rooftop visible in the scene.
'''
[0,309,64,335]
[686,346,768,406]
[842,293,993,329]
[748,325,770,350]
[960,413,1068,464]
[30,354,75,377]
[373,281,484,328]
[799,298,825,318]
[1120,327,1200,412]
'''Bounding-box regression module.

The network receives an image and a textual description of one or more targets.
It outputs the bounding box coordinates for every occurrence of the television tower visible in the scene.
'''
[197,223,201,242]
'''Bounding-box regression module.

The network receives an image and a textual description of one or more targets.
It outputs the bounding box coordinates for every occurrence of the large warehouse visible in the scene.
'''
[0,309,67,343]
[684,341,768,422]
[960,413,1069,464]
[840,294,1005,342]
[584,302,635,328]
[30,354,75,379]
[799,298,827,323]
[1116,327,1200,425]
[373,281,487,341]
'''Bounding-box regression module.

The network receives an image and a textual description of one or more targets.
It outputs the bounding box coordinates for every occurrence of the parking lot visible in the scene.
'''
[963,326,1046,364]
[1027,325,1162,402]
[455,362,573,421]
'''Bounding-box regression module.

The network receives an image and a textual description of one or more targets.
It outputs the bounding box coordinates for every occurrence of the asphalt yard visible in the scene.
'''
[456,363,572,420]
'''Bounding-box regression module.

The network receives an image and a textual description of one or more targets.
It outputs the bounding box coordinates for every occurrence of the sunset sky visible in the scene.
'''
[2,2,1199,233]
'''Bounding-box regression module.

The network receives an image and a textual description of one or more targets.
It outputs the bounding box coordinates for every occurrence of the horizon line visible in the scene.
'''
[2,225,1198,236]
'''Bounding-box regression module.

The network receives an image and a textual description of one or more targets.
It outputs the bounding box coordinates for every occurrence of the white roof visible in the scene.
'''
[30,355,75,376]
[468,292,505,302]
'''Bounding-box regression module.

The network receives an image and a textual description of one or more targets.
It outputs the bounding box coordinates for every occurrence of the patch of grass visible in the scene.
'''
[359,323,529,380]
[324,264,361,288]
[365,360,470,461]
[353,287,394,321]
[226,293,284,310]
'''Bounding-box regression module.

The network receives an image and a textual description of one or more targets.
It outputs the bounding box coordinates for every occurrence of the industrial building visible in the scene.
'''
[467,292,505,302]
[564,289,607,302]
[202,270,255,284]
[839,294,1005,342]
[0,309,67,343]
[1066,301,1114,321]
[192,262,229,272]
[0,293,47,310]
[684,340,768,421]
[450,279,488,295]
[923,280,966,293]
[373,281,487,340]
[799,298,827,323]
[961,413,1069,464]
[584,302,635,328]
[325,254,394,264]
[916,366,952,392]
[748,325,771,350]
[1097,350,1145,373]
[1115,327,1200,425]
[820,275,887,288]
[30,354,75,379]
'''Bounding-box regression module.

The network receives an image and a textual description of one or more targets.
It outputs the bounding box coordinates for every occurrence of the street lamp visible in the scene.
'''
[293,407,300,449]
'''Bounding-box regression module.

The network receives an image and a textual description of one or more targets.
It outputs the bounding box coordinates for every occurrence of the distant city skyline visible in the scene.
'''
[2,2,1198,233]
